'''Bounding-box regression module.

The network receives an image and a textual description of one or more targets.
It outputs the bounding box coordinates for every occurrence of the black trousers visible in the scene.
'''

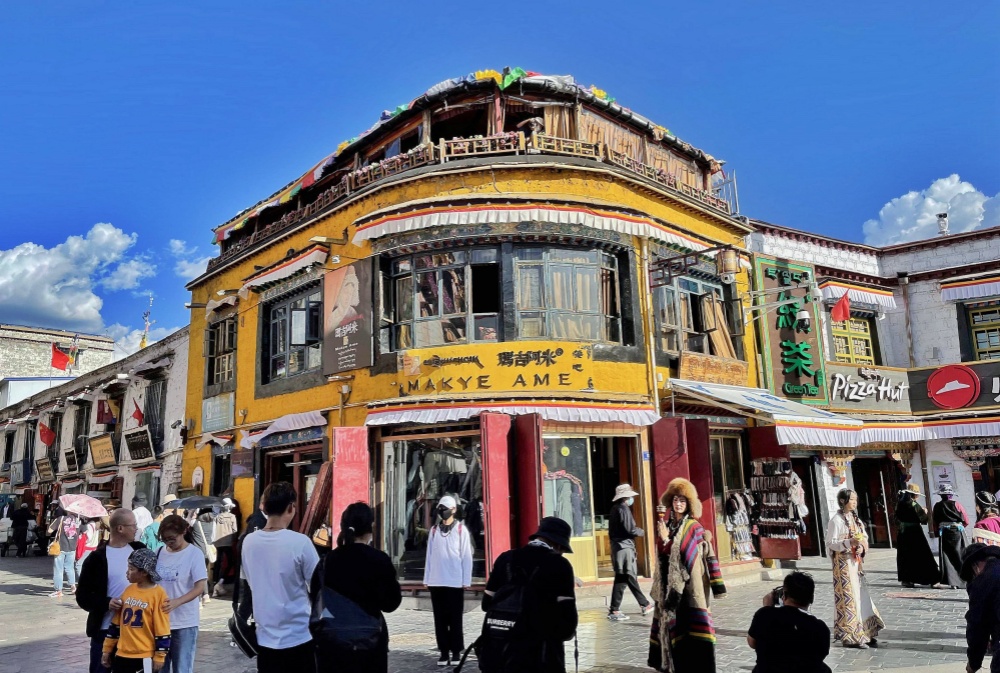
[258,640,316,673]
[111,657,146,673]
[429,586,465,657]
[12,527,27,556]
[610,543,649,612]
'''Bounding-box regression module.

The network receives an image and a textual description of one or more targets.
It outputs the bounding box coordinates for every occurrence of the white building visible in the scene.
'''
[748,222,1000,556]
[0,327,188,512]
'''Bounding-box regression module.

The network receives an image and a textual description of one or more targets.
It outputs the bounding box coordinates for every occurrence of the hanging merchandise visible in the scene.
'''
[751,459,804,555]
[724,491,757,561]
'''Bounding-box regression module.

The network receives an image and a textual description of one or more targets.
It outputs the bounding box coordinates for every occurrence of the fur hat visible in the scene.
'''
[660,478,702,519]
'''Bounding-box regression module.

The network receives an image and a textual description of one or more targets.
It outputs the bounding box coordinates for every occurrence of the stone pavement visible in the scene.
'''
[0,548,983,672]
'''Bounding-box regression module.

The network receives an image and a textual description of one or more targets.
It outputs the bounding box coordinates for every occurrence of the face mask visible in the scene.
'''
[625,497,635,506]
[437,506,454,518]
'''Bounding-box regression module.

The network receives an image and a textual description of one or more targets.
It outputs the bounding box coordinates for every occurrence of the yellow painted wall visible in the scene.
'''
[181,162,756,492]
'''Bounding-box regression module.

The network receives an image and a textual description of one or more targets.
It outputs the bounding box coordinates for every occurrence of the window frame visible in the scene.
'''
[653,276,725,355]
[969,305,1000,361]
[512,246,622,344]
[262,285,324,384]
[205,315,237,389]
[830,314,880,365]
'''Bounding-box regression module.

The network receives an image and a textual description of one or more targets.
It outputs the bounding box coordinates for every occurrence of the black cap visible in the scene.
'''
[530,516,573,553]
[960,543,1000,582]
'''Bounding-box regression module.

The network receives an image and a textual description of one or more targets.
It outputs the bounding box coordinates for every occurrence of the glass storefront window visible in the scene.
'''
[381,436,485,582]
[541,437,592,538]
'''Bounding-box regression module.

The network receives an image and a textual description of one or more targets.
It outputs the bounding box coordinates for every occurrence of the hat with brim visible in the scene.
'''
[613,484,640,502]
[937,483,955,496]
[128,548,162,583]
[960,543,1000,583]
[899,484,923,498]
[530,516,573,553]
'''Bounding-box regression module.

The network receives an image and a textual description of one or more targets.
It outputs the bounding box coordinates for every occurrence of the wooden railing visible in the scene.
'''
[207,133,734,273]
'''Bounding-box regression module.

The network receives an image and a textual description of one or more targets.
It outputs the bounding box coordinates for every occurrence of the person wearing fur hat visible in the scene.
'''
[895,484,939,588]
[961,543,1000,672]
[972,491,1000,547]
[932,483,969,589]
[826,489,884,649]
[647,478,726,673]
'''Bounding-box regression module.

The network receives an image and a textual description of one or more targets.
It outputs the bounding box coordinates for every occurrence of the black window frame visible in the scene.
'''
[47,413,63,464]
[3,432,14,465]
[144,378,168,456]
[261,284,323,384]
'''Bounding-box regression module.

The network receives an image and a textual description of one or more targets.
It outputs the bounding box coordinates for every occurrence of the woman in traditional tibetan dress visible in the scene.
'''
[932,483,969,589]
[895,484,939,587]
[827,488,884,649]
[972,491,1000,547]
[647,478,726,673]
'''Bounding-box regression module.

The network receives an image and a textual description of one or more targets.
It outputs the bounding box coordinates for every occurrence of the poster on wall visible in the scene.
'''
[323,260,373,375]
[752,256,829,405]
[931,461,956,494]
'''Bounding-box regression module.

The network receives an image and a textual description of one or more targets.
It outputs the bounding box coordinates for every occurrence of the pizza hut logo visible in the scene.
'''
[926,365,981,410]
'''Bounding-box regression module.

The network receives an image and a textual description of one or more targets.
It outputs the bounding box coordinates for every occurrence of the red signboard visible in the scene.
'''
[926,365,981,409]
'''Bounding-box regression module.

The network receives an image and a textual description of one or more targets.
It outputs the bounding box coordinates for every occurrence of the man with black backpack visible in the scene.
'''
[477,517,578,673]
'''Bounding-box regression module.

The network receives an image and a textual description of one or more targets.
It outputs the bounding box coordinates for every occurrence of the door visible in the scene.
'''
[589,436,643,578]
[481,412,511,574]
[264,446,323,531]
[792,458,822,556]
[850,457,896,548]
[514,414,543,547]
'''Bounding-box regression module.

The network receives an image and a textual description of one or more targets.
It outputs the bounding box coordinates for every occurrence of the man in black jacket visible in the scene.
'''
[607,483,651,621]
[10,503,32,557]
[961,543,1000,672]
[76,508,144,673]
[480,517,578,673]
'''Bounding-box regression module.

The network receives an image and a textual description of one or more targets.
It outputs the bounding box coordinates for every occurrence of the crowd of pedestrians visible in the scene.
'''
[46,476,999,673]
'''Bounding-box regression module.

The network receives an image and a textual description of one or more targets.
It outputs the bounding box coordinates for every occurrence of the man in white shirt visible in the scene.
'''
[241,481,319,673]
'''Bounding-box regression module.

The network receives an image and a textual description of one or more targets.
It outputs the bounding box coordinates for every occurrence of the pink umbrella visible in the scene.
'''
[59,494,108,519]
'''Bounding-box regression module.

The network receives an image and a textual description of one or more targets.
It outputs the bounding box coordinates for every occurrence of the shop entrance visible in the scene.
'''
[791,458,824,556]
[542,434,643,582]
[263,446,323,531]
[850,457,897,548]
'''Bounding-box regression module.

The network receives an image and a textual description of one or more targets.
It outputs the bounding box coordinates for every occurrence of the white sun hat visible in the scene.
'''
[613,484,640,501]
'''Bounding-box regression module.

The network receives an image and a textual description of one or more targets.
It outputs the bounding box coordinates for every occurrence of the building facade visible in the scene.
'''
[0,324,114,407]
[182,69,799,584]
[749,222,1000,556]
[0,327,188,515]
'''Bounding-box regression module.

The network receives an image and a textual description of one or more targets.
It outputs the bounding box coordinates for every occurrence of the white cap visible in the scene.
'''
[438,495,457,509]
[613,484,640,501]
[222,497,234,507]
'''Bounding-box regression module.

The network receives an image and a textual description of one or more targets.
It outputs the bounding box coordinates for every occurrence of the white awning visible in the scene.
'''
[87,471,119,484]
[204,295,238,318]
[668,379,863,448]
[197,432,234,449]
[239,246,328,296]
[353,204,715,253]
[858,415,1000,443]
[940,273,1000,302]
[819,281,896,309]
[131,357,172,376]
[365,400,660,427]
[239,411,327,449]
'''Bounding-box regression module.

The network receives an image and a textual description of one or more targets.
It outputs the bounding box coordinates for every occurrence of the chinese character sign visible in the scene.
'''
[754,257,828,404]
[323,260,374,375]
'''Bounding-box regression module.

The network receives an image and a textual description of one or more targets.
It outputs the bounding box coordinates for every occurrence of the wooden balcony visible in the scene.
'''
[529,133,602,159]
[440,132,525,161]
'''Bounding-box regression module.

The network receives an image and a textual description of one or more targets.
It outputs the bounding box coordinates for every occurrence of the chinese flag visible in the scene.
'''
[831,293,851,322]
[39,423,56,446]
[132,400,144,426]
[51,343,70,371]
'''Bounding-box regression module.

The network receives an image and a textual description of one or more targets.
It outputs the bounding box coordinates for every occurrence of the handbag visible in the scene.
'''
[228,578,258,658]
[309,556,382,652]
[47,539,61,557]
[198,522,218,563]
[75,532,87,561]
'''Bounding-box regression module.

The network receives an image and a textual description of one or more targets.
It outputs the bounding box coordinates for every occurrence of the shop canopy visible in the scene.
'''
[819,280,896,309]
[238,245,328,297]
[365,399,660,427]
[940,272,1000,302]
[667,379,863,448]
[239,410,327,449]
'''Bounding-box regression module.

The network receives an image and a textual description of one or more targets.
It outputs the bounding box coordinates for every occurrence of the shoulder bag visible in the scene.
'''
[47,517,62,556]
[309,555,382,652]
[228,578,258,658]
[198,521,218,563]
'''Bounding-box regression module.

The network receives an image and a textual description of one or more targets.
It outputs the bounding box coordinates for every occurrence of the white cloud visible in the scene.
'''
[106,324,180,361]
[862,174,1000,246]
[168,239,212,281]
[102,258,156,291]
[0,223,144,332]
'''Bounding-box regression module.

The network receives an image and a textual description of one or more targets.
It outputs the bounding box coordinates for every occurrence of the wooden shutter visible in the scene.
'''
[514,413,543,547]
[481,412,512,572]
[329,427,370,521]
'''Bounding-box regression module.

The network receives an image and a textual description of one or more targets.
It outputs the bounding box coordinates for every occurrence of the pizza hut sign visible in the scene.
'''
[830,366,909,405]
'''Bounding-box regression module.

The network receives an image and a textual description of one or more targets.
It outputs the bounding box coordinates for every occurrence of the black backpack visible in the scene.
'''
[464,557,542,673]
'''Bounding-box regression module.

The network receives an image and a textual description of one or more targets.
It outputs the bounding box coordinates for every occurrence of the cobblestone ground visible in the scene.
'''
[0,549,981,672]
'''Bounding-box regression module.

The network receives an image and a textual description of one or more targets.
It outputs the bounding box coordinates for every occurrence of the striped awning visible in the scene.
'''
[940,273,1000,302]
[819,281,896,309]
[365,399,660,427]
[353,203,717,253]
[239,246,328,296]
[668,379,863,448]
[858,415,1000,443]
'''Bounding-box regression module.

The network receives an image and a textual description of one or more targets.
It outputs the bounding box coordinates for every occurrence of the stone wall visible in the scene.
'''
[0,326,114,379]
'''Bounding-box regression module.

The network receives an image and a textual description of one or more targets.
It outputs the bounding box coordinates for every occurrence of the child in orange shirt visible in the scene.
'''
[102,548,171,673]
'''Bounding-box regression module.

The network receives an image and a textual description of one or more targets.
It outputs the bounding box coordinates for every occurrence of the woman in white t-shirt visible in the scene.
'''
[423,494,473,667]
[155,514,208,673]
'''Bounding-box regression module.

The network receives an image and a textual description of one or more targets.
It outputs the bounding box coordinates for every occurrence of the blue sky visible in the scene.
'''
[1,3,997,349]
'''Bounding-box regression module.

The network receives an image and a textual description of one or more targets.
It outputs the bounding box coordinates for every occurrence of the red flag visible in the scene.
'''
[39,423,56,446]
[132,400,144,426]
[831,293,851,322]
[51,343,70,371]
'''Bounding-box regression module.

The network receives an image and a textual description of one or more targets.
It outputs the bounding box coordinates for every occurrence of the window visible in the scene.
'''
[389,249,499,349]
[144,379,167,455]
[264,287,323,382]
[47,413,63,463]
[205,316,236,386]
[831,316,879,365]
[71,402,91,469]
[514,248,621,342]
[3,432,13,465]
[23,421,36,462]
[653,277,730,354]
[969,306,1000,360]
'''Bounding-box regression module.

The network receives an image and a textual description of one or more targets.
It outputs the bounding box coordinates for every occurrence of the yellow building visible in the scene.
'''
[183,69,762,584]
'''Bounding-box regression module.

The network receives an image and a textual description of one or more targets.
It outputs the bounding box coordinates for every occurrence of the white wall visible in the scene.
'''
[747,232,882,276]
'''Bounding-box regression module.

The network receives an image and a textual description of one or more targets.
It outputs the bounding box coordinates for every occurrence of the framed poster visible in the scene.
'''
[124,426,155,461]
[323,260,373,375]
[89,434,117,469]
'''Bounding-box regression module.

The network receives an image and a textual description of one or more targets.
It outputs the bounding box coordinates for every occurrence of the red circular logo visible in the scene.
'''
[926,365,981,409]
